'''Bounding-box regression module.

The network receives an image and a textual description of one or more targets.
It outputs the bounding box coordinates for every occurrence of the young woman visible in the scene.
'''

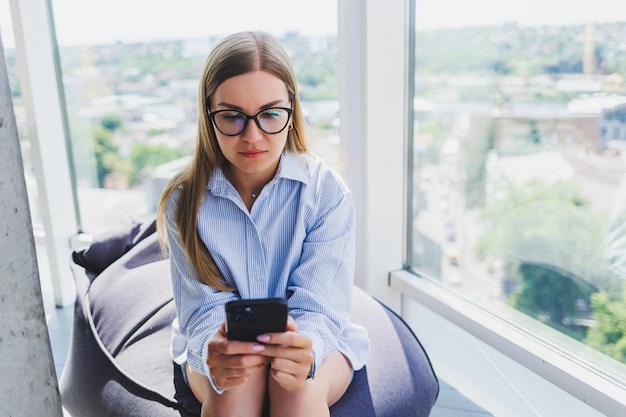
[157,31,370,417]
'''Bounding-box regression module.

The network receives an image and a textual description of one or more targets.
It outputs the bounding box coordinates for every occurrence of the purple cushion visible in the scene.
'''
[60,220,438,417]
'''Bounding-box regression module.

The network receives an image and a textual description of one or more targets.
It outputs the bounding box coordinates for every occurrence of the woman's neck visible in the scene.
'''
[224,165,274,204]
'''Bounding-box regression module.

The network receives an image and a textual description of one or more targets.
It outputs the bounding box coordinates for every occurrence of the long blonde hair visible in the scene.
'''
[156,31,309,291]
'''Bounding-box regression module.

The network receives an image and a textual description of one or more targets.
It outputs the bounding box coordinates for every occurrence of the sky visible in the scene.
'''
[2,0,626,49]
[0,0,338,48]
[415,0,626,31]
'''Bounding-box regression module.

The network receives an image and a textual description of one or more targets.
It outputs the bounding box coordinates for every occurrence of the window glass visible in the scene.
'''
[411,0,626,381]
[50,0,339,234]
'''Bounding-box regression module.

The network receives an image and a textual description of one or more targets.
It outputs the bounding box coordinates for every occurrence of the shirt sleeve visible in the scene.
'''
[164,190,236,393]
[286,181,356,371]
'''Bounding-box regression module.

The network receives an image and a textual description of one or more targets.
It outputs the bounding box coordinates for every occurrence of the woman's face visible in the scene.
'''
[210,70,291,185]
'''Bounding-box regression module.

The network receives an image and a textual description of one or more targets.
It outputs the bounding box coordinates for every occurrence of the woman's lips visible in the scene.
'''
[239,150,266,158]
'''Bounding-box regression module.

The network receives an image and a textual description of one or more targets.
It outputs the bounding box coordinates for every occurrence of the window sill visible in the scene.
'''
[389,269,626,417]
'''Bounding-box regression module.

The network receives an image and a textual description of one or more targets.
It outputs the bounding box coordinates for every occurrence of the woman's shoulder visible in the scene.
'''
[286,152,349,192]
[282,153,351,216]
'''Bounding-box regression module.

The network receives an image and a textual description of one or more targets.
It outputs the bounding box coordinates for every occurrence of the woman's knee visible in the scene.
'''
[268,350,353,417]
[318,350,353,406]
[268,380,329,417]
[187,364,268,417]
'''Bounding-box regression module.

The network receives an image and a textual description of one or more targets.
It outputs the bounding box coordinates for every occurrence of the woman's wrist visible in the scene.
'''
[306,352,316,380]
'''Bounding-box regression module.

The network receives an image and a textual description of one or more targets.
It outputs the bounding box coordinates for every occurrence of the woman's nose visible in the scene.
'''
[241,119,263,142]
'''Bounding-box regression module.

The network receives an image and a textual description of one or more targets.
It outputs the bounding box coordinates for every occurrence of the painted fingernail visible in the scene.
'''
[257,335,270,343]
[252,344,265,352]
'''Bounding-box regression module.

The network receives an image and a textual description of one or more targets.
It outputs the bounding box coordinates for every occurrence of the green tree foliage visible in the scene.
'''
[93,126,122,187]
[92,115,186,187]
[129,142,187,185]
[93,115,129,187]
[528,120,541,144]
[476,180,614,285]
[100,114,123,131]
[281,33,337,100]
[586,284,626,363]
[510,263,587,333]
[66,114,99,187]
[476,180,620,333]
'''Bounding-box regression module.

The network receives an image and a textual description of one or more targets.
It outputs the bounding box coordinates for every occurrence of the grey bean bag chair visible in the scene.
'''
[59,219,438,416]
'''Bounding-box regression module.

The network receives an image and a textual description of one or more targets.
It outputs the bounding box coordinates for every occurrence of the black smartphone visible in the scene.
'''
[225,298,288,342]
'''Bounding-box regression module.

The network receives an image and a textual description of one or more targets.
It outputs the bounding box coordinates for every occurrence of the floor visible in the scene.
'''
[430,381,494,417]
[40,247,492,417]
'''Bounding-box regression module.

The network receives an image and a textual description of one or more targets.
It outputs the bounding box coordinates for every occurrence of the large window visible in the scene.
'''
[410,0,626,383]
[49,0,340,234]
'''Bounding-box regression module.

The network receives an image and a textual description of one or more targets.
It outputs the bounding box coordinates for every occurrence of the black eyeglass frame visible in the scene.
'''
[207,106,293,136]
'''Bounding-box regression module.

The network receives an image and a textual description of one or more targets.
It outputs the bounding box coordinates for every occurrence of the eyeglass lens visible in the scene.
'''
[213,108,290,135]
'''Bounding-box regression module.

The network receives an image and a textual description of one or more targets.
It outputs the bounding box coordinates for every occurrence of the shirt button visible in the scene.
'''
[255,273,262,280]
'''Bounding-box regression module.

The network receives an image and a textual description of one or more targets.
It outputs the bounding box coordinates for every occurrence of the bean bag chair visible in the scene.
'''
[59,219,439,416]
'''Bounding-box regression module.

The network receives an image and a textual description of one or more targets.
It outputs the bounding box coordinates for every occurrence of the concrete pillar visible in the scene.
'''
[0,31,63,416]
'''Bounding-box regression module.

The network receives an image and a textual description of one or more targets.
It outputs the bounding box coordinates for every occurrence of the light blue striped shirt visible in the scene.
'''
[165,151,370,383]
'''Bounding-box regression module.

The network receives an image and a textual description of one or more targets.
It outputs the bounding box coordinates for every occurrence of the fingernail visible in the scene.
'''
[257,334,270,343]
[252,344,265,352]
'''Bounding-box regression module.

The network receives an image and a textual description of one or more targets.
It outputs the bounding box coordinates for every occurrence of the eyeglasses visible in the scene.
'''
[208,107,293,136]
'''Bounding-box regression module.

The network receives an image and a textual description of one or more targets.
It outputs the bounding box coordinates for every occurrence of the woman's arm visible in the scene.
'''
[286,184,356,373]
[164,192,237,377]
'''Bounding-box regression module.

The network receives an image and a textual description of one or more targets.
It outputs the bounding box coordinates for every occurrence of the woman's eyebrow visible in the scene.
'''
[215,99,290,111]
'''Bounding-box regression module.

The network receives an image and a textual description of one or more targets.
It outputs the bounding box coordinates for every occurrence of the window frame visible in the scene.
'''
[9,0,78,307]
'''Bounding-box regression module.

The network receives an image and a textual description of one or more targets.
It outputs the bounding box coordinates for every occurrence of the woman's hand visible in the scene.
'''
[206,322,269,390]
[257,316,314,391]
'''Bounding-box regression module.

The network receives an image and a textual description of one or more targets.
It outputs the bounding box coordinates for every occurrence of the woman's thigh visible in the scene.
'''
[186,363,268,417]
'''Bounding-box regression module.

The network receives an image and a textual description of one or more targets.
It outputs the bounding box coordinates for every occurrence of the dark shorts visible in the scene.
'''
[179,361,190,387]
[173,361,202,416]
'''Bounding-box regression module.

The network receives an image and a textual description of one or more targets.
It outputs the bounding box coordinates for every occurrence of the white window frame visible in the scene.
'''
[10,0,78,307]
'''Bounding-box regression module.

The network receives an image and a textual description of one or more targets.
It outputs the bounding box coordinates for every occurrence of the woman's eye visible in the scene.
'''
[220,111,243,121]
[259,108,285,119]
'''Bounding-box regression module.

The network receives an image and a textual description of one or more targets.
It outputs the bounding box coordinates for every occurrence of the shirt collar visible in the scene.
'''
[275,151,310,185]
[207,151,310,197]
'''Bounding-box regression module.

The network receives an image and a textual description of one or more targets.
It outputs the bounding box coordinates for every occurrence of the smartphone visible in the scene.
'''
[225,298,288,342]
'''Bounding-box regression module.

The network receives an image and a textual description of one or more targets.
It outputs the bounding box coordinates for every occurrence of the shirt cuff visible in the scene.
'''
[202,337,226,395]
[302,330,323,376]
